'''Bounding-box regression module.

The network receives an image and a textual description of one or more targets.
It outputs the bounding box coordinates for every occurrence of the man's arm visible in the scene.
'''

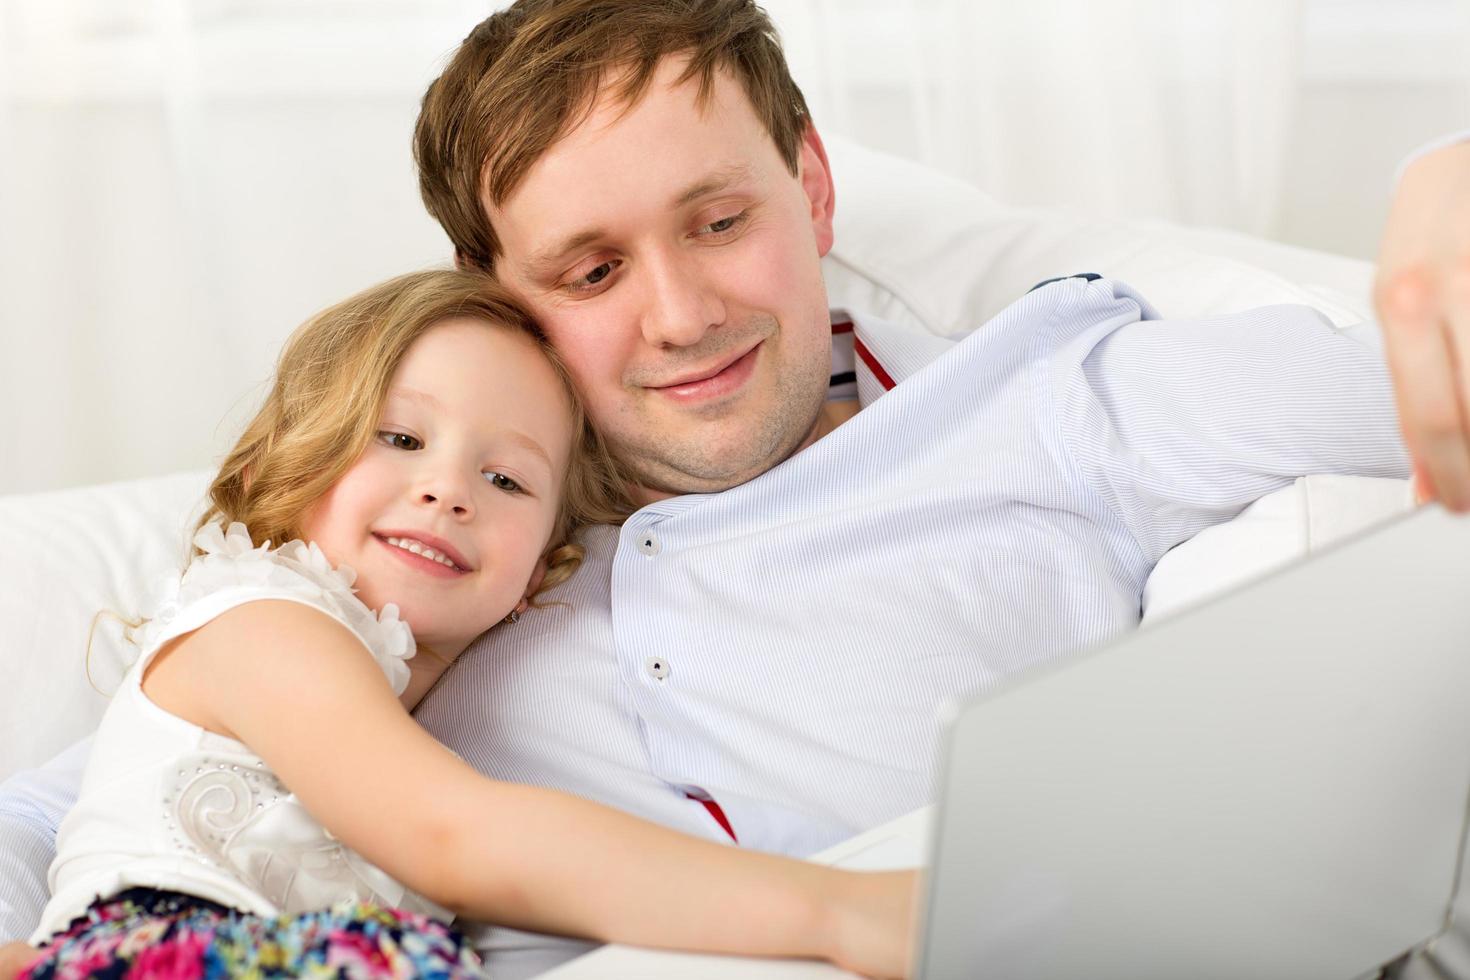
[0,737,89,943]
[1375,132,1470,511]
[1053,296,1410,566]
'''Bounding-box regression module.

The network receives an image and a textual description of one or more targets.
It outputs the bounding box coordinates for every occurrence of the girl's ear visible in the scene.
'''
[521,558,548,606]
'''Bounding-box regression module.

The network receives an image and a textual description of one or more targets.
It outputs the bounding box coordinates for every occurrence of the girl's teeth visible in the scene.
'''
[385,536,460,570]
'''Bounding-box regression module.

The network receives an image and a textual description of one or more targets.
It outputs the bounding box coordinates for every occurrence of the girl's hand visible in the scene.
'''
[821,869,921,979]
[0,941,42,980]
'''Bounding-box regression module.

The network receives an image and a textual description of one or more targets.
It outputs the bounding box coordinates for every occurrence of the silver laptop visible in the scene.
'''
[920,504,1470,980]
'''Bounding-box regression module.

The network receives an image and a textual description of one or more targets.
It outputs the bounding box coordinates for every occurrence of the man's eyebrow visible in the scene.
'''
[520,165,757,278]
[525,228,609,278]
[672,163,758,209]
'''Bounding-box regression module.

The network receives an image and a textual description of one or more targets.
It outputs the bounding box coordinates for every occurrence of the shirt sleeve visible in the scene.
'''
[0,737,90,941]
[1053,304,1411,566]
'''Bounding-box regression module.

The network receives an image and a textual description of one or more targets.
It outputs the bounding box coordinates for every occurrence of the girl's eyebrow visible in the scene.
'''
[503,430,552,469]
[390,386,552,468]
[388,386,441,409]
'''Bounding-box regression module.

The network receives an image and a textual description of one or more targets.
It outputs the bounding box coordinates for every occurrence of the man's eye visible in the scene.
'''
[378,431,422,451]
[568,261,616,294]
[700,212,747,235]
[483,471,523,493]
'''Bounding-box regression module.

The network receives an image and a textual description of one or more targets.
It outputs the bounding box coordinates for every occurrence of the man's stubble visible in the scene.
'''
[609,312,833,497]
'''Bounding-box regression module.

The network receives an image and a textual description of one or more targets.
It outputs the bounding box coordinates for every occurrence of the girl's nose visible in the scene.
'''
[417,479,474,519]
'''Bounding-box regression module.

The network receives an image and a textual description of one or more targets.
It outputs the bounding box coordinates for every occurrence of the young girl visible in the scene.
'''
[19,270,915,979]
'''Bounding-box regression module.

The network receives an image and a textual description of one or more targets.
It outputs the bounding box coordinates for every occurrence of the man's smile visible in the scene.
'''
[646,341,763,405]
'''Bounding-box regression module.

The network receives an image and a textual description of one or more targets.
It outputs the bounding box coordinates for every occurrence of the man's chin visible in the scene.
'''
[629,468,756,503]
[618,418,824,503]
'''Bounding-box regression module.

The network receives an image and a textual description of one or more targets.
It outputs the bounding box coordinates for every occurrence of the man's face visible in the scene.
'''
[488,57,837,500]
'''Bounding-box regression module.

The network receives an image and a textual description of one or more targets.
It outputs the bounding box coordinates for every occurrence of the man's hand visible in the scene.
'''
[0,941,40,980]
[1375,140,1470,511]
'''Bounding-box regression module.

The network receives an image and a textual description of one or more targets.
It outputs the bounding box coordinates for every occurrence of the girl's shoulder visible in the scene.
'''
[134,521,415,694]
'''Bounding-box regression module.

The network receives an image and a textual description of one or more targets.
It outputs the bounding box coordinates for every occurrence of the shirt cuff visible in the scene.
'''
[0,736,91,941]
[0,812,56,942]
[1394,129,1470,186]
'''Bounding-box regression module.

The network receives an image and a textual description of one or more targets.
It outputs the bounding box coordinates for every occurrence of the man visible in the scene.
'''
[2,2,1468,977]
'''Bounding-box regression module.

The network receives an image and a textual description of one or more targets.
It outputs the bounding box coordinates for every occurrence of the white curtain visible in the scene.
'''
[2,0,1467,494]
[0,1,479,494]
[919,0,1302,236]
[770,0,1469,240]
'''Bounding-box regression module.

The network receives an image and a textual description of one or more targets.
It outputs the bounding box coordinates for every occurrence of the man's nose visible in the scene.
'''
[639,247,726,348]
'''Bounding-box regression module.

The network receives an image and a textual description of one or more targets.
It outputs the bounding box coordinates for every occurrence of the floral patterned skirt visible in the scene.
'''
[21,888,483,979]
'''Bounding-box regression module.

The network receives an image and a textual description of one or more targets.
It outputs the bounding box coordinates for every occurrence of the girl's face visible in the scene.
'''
[301,318,574,657]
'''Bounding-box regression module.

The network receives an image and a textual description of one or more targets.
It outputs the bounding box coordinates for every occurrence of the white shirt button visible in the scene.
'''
[645,656,670,681]
[636,532,662,556]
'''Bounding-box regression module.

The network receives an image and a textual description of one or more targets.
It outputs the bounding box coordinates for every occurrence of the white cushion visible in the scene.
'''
[821,135,1373,333]
[1,473,210,779]
[1141,475,1413,624]
[0,138,1392,781]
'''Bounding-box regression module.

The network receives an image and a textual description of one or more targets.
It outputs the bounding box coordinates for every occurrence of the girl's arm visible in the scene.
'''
[146,601,915,978]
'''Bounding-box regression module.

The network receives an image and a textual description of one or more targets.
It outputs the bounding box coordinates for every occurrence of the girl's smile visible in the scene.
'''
[373,531,472,573]
[301,318,575,658]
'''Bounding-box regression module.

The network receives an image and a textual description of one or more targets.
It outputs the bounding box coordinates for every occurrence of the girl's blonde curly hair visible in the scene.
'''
[199,268,631,602]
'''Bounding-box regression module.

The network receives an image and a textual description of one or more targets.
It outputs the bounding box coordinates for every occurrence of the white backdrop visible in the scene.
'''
[1,0,1467,495]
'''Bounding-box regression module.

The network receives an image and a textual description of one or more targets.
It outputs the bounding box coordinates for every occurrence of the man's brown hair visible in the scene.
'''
[413,0,811,273]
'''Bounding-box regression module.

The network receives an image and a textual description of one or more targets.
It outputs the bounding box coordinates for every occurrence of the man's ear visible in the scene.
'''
[453,247,499,274]
[797,122,836,258]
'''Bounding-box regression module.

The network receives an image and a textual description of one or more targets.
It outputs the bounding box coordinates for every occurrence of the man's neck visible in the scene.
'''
[629,398,862,507]
[398,642,461,712]
[810,397,862,440]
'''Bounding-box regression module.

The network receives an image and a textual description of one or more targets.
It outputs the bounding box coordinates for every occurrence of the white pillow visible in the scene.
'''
[0,472,210,779]
[821,135,1373,333]
[1141,476,1413,624]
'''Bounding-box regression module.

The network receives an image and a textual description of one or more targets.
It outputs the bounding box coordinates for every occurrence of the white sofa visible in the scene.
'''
[0,136,1410,784]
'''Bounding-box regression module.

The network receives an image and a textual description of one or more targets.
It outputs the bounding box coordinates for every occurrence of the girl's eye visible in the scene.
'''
[483,471,522,494]
[378,431,423,451]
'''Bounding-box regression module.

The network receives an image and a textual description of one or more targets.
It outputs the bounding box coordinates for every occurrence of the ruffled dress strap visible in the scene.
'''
[133,521,416,695]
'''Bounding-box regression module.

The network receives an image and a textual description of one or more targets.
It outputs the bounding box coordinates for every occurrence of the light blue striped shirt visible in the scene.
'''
[0,277,1409,976]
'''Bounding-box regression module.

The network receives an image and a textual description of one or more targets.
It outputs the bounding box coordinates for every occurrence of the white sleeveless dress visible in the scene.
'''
[33,521,450,943]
